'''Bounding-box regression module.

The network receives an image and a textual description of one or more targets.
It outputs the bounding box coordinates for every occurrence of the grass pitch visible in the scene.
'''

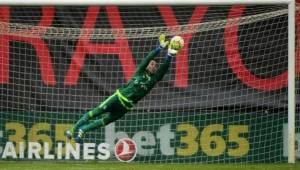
[0,161,300,170]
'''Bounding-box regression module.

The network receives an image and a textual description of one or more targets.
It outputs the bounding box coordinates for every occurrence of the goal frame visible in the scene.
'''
[0,0,296,163]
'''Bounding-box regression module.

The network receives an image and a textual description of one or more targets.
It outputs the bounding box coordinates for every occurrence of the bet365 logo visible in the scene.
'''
[114,138,137,162]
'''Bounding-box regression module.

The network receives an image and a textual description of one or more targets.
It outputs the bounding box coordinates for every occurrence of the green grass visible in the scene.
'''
[0,161,300,170]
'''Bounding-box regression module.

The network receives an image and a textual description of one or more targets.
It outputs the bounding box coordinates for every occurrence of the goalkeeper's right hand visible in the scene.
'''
[159,34,169,49]
[168,39,184,56]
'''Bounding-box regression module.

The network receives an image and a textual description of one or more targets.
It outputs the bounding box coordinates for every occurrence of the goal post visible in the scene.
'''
[288,0,296,164]
[0,0,296,163]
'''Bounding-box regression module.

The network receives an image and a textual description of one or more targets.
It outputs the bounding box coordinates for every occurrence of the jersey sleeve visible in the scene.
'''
[134,47,162,75]
[152,57,171,83]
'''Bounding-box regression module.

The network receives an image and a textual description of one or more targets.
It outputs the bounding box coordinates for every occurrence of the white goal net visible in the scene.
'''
[0,4,298,163]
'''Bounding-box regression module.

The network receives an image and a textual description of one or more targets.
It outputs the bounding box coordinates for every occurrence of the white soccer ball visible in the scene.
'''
[170,36,184,50]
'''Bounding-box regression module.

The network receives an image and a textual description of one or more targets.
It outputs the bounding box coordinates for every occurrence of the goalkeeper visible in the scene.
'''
[65,34,183,143]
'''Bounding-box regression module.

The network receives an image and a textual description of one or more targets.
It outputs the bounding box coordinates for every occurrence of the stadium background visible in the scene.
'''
[0,5,299,162]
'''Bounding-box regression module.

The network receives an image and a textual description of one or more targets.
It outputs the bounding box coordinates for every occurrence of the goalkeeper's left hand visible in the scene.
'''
[159,34,169,49]
[168,39,184,56]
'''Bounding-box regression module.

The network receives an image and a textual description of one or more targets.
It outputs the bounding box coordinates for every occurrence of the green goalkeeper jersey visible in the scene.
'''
[118,47,171,105]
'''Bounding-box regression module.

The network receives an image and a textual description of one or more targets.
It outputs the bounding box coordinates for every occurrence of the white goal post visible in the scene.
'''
[0,0,296,163]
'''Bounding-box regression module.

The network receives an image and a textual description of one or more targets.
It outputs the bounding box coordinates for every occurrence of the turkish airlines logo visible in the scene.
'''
[114,138,137,162]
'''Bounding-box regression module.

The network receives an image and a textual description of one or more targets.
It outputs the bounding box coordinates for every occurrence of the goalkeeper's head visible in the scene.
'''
[146,59,158,75]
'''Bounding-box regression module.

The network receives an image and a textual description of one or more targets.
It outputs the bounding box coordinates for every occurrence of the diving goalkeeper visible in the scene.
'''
[65,34,183,143]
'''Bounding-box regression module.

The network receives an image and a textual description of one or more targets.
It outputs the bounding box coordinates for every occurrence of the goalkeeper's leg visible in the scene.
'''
[65,108,104,139]
[65,94,116,139]
[78,111,124,134]
[73,94,129,143]
[74,112,124,143]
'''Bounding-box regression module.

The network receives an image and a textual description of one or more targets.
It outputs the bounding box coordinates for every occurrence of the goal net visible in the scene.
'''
[0,4,298,163]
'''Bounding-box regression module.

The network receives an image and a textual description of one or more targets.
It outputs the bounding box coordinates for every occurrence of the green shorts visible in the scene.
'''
[88,90,134,125]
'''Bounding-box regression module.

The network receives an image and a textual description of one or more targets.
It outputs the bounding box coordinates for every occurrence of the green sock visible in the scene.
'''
[71,113,90,133]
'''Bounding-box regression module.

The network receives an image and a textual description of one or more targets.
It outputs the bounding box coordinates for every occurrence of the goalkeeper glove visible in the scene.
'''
[159,34,169,49]
[168,37,184,56]
[168,48,178,56]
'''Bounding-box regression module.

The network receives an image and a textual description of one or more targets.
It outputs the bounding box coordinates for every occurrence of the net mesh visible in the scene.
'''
[0,5,298,163]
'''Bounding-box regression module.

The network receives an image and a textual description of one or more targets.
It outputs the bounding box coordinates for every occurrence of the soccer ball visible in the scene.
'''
[170,36,184,50]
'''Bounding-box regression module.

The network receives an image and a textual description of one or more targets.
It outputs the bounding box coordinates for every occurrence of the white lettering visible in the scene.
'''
[133,131,155,156]
[157,124,175,155]
[19,142,25,158]
[44,142,55,159]
[28,142,42,159]
[105,123,129,151]
[83,143,95,160]
[2,142,17,158]
[97,143,110,160]
[65,143,80,160]
[57,142,63,159]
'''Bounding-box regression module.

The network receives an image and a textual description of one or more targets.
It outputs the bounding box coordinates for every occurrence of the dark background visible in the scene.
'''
[0,5,295,114]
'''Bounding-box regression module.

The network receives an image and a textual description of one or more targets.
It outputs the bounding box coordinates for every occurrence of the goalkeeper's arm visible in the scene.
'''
[134,34,169,75]
[153,39,183,82]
